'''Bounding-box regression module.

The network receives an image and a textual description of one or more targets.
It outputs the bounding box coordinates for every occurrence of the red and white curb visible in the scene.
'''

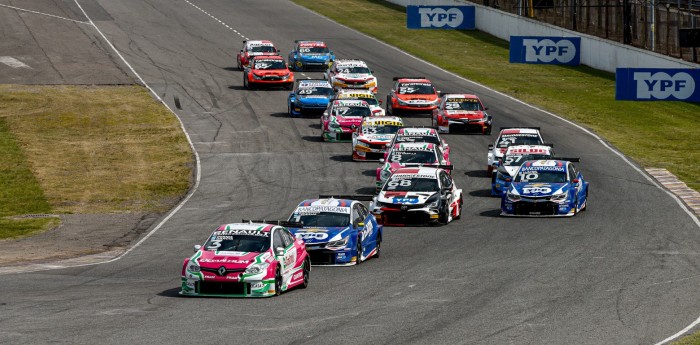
[646,168,700,217]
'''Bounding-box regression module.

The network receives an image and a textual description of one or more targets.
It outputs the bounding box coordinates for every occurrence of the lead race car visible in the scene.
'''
[288,79,334,117]
[180,222,310,297]
[501,159,589,217]
[370,166,462,226]
[321,99,373,142]
[288,40,335,71]
[491,144,554,196]
[352,116,404,161]
[286,196,382,266]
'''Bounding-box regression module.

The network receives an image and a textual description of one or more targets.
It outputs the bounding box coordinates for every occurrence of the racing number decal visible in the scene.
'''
[298,88,316,95]
[254,62,271,69]
[299,48,311,53]
[387,179,411,189]
[504,155,525,165]
[519,171,539,182]
[445,102,460,110]
[205,240,222,250]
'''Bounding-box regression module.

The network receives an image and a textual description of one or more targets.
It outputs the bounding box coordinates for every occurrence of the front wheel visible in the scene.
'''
[300,258,310,289]
[438,204,449,224]
[243,75,250,89]
[356,237,363,265]
[274,267,283,296]
[374,235,381,258]
[385,95,393,115]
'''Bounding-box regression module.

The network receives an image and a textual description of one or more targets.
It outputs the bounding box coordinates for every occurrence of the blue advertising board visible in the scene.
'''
[406,6,475,30]
[509,36,581,65]
[616,68,700,102]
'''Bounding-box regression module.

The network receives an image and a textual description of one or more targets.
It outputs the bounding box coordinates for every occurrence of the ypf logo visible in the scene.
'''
[523,39,576,63]
[418,7,463,28]
[633,72,696,100]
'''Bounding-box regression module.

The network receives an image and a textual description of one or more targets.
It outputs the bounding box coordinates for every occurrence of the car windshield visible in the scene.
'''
[496,134,542,148]
[398,83,434,94]
[338,66,370,74]
[298,87,333,96]
[514,169,568,183]
[289,212,350,227]
[384,177,439,192]
[249,45,275,53]
[204,234,270,253]
[363,125,402,135]
[389,150,437,164]
[503,154,551,167]
[395,135,441,145]
[299,46,329,54]
[444,99,483,111]
[333,106,371,117]
[253,59,286,70]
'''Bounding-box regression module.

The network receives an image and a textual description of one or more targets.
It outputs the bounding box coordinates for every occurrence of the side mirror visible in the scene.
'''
[488,144,494,149]
[193,244,201,253]
[572,178,579,183]
[484,107,489,110]
[357,222,365,228]
[379,158,385,163]
[505,178,511,182]
[275,247,285,256]
[378,100,383,105]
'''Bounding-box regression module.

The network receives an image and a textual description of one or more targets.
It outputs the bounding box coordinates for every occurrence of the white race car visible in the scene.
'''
[324,59,378,94]
[352,116,404,161]
[335,89,385,115]
[487,127,544,176]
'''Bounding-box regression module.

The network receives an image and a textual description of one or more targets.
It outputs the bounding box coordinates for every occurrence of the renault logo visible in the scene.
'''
[217,266,227,276]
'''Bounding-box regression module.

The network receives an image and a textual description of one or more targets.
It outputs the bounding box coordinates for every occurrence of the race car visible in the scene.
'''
[288,79,334,116]
[487,127,544,176]
[288,40,335,71]
[321,99,372,142]
[286,196,382,266]
[501,159,589,217]
[335,89,385,115]
[432,93,492,134]
[324,59,378,93]
[180,222,309,297]
[237,40,278,70]
[491,145,554,196]
[370,166,462,225]
[243,55,294,90]
[352,116,404,161]
[376,142,451,192]
[385,127,450,162]
[385,77,439,116]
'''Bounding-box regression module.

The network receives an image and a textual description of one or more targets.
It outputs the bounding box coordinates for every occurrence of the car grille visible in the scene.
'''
[308,251,336,265]
[344,80,366,87]
[512,201,559,215]
[383,203,425,211]
[448,122,485,133]
[365,152,385,160]
[200,267,246,277]
[197,281,249,295]
[383,211,432,225]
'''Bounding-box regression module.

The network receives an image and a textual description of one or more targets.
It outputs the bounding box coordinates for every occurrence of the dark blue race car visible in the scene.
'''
[286,196,382,266]
[501,159,589,217]
[288,80,334,117]
[288,40,335,71]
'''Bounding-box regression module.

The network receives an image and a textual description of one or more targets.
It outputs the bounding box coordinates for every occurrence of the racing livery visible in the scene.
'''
[325,59,378,93]
[386,77,439,115]
[287,197,382,266]
[491,145,554,196]
[432,93,492,134]
[180,223,309,297]
[243,56,294,90]
[336,89,385,115]
[352,116,404,161]
[487,127,544,176]
[288,79,334,116]
[501,160,589,217]
[370,167,462,225]
[237,40,278,70]
[288,40,335,71]
[385,127,450,162]
[321,99,372,142]
[376,142,451,192]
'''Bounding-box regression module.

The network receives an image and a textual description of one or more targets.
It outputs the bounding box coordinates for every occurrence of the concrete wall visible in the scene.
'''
[387,0,699,72]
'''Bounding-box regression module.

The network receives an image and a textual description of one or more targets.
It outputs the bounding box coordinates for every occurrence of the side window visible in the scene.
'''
[352,204,364,225]
[441,172,452,189]
[358,203,369,220]
[273,230,285,250]
[568,164,578,181]
[281,229,294,247]
[436,147,444,163]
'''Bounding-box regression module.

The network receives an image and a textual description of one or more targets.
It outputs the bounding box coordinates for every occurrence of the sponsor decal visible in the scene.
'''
[199,258,249,264]
[391,174,435,179]
[215,229,269,237]
[392,197,419,204]
[296,206,351,214]
[510,37,581,65]
[616,68,700,102]
[407,6,475,30]
[520,166,565,172]
[296,232,329,241]
[293,271,304,280]
[251,282,265,289]
[299,81,330,87]
[523,186,552,194]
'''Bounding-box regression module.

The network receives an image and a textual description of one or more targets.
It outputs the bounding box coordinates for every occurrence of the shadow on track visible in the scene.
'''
[465,170,488,178]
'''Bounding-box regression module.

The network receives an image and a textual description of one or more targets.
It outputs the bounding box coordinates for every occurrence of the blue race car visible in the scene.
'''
[491,145,554,196]
[288,79,334,117]
[287,196,382,266]
[501,159,589,217]
[288,40,335,71]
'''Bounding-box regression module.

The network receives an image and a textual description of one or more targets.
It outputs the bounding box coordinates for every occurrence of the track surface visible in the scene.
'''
[1,1,699,344]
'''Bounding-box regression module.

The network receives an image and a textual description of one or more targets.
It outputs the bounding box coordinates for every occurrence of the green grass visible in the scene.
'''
[0,85,193,239]
[674,332,700,345]
[294,0,700,191]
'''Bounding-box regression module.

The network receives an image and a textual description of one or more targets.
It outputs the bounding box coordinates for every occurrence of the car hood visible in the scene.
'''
[510,183,569,197]
[358,134,394,143]
[248,52,277,57]
[300,53,330,61]
[397,94,438,101]
[337,74,372,80]
[333,115,364,126]
[378,191,436,205]
[445,110,485,119]
[194,250,271,270]
[287,226,350,244]
[252,69,289,76]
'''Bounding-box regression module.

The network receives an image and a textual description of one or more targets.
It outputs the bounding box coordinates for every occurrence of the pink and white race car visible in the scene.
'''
[321,99,372,142]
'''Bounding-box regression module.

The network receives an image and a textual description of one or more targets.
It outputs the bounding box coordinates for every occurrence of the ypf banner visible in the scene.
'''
[616,68,700,102]
[406,6,475,30]
[509,36,581,65]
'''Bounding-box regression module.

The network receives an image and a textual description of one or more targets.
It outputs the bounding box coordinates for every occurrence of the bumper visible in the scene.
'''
[333,82,378,94]
[323,130,354,142]
[501,200,575,217]
[393,104,437,112]
[438,120,491,134]
[293,60,331,71]
[305,248,357,266]
[180,277,276,297]
[353,145,388,161]
[290,103,328,116]
[372,207,439,226]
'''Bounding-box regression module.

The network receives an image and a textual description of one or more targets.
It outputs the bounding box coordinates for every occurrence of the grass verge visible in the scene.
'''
[293,0,700,192]
[0,85,192,239]
[674,332,700,345]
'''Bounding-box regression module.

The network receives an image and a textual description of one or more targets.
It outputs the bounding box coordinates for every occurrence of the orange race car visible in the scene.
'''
[385,77,439,116]
[243,56,294,90]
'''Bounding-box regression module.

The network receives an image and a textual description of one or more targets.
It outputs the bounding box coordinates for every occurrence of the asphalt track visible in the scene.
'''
[1,1,699,344]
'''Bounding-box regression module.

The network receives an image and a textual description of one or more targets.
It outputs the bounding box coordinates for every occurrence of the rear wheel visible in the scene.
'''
[274,267,282,296]
[455,198,463,220]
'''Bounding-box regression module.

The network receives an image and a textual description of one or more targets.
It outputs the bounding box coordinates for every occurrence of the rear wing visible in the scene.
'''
[393,76,426,81]
[241,219,304,228]
[318,194,374,201]
[551,157,580,162]
[499,126,540,131]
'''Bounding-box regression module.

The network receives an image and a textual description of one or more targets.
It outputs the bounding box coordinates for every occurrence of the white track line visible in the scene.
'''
[0,3,89,24]
[183,0,248,40]
[287,2,700,344]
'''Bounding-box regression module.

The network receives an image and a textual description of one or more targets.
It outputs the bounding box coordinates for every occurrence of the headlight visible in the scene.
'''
[328,121,340,130]
[281,73,290,80]
[356,141,370,148]
[380,168,392,181]
[253,73,263,80]
[365,79,376,87]
[326,236,349,249]
[397,98,410,106]
[245,263,269,275]
[507,191,521,202]
[428,99,439,106]
[551,192,568,202]
[187,262,200,273]
[426,194,440,208]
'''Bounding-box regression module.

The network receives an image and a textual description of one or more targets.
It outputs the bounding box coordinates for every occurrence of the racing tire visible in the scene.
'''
[385,95,393,115]
[432,116,438,130]
[374,235,381,259]
[438,204,449,225]
[356,237,363,265]
[237,58,242,71]
[243,75,250,90]
[288,103,293,117]
[573,197,579,216]
[455,198,463,220]
[274,267,283,296]
[300,258,310,289]
[582,191,588,211]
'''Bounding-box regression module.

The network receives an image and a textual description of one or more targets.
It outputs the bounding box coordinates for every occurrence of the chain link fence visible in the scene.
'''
[471,0,700,62]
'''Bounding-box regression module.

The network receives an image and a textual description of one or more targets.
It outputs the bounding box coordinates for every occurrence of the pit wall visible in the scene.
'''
[386,0,699,72]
